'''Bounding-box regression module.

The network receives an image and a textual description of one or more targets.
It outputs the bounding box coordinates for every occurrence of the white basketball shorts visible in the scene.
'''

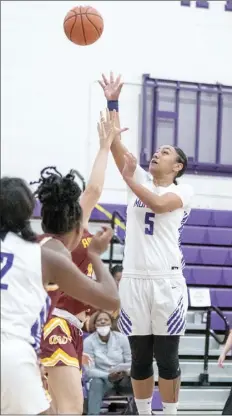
[118,275,188,336]
[1,333,50,414]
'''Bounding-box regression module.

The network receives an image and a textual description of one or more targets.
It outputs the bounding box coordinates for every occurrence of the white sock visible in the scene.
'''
[162,402,178,414]
[135,397,152,415]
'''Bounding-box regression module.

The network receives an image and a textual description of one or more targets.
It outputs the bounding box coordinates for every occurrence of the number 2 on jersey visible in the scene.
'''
[144,212,155,235]
[0,252,14,290]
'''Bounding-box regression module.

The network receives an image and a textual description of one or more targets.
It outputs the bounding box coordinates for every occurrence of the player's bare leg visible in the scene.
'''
[158,376,180,414]
[46,366,83,414]
[153,335,181,414]
[132,377,155,414]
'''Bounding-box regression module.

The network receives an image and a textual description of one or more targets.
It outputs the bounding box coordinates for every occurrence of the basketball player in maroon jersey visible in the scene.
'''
[36,110,127,414]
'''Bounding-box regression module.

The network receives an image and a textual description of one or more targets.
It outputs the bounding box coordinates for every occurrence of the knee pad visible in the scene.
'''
[154,335,181,380]
[131,359,154,381]
[129,335,154,381]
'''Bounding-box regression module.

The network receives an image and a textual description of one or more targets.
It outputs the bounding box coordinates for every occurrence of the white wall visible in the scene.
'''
[2,1,232,209]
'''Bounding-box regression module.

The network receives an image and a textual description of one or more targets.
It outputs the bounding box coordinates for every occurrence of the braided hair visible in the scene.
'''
[31,166,83,235]
[0,177,37,242]
[173,147,188,185]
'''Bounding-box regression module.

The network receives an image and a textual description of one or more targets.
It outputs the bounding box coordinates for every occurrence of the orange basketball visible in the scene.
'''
[63,6,104,46]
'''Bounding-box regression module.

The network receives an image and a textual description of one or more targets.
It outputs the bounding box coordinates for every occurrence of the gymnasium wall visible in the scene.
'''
[2,1,232,210]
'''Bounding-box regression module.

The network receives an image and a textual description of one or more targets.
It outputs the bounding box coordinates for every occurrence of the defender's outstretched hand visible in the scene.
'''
[88,226,113,256]
[97,109,128,149]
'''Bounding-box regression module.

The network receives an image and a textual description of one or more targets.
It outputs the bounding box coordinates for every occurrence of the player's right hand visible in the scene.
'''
[98,109,128,149]
[218,352,226,368]
[88,227,113,255]
[98,71,123,101]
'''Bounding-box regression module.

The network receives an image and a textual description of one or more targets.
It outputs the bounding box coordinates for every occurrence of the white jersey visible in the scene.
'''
[123,166,194,277]
[1,232,51,352]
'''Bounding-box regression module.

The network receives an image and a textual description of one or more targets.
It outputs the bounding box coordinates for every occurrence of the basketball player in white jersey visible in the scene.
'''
[0,176,119,414]
[99,72,194,415]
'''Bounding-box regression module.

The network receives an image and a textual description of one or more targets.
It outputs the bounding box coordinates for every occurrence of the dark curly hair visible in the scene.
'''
[31,166,83,235]
[0,177,37,242]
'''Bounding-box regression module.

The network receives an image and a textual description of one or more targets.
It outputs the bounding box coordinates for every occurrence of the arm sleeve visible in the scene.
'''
[83,337,108,379]
[174,184,194,209]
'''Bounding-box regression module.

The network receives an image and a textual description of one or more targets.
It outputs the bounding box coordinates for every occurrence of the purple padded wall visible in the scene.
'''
[181,226,232,246]
[33,201,232,229]
[182,246,232,266]
[184,266,232,287]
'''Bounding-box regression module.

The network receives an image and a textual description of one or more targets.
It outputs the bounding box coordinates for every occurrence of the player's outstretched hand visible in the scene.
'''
[99,71,123,101]
[122,152,137,179]
[88,226,113,256]
[97,109,128,149]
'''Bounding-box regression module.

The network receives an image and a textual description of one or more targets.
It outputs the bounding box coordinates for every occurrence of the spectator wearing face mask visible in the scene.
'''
[83,310,132,415]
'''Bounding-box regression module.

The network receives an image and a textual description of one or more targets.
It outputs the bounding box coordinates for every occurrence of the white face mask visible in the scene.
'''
[96,325,111,337]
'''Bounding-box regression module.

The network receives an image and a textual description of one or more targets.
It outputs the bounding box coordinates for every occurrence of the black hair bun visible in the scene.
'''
[37,172,82,208]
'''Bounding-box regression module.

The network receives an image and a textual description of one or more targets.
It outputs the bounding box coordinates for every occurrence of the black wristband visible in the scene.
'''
[107,100,119,112]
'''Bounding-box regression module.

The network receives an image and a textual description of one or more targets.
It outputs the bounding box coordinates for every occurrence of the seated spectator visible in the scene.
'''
[111,264,123,288]
[218,330,232,415]
[83,310,133,415]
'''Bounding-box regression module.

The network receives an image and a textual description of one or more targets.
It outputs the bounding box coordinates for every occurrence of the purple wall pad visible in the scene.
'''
[184,266,232,287]
[33,201,232,228]
[182,246,232,266]
[181,226,232,246]
[211,311,232,330]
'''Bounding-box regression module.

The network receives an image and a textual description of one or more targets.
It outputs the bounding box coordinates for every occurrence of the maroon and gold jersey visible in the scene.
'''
[38,230,94,317]
[55,229,94,315]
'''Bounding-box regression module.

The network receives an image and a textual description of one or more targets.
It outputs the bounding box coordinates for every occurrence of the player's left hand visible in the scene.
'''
[82,352,93,367]
[99,72,123,101]
[122,152,137,179]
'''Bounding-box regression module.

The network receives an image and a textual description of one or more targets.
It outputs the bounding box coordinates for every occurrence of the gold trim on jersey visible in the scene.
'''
[45,390,52,403]
[112,309,120,319]
[43,317,71,340]
[41,348,80,368]
[45,284,59,292]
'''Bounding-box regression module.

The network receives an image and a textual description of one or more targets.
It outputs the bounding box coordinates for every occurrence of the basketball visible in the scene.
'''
[63,6,104,46]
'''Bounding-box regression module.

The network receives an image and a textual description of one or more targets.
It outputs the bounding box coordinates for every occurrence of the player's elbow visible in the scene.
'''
[150,201,168,214]
[85,184,102,200]
[102,294,120,312]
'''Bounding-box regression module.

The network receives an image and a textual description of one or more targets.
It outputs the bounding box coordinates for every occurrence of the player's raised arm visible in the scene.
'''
[42,227,120,312]
[80,109,127,228]
[99,72,148,187]
[99,72,129,174]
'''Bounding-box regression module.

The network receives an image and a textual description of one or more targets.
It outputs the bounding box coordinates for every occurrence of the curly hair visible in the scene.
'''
[31,166,83,234]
